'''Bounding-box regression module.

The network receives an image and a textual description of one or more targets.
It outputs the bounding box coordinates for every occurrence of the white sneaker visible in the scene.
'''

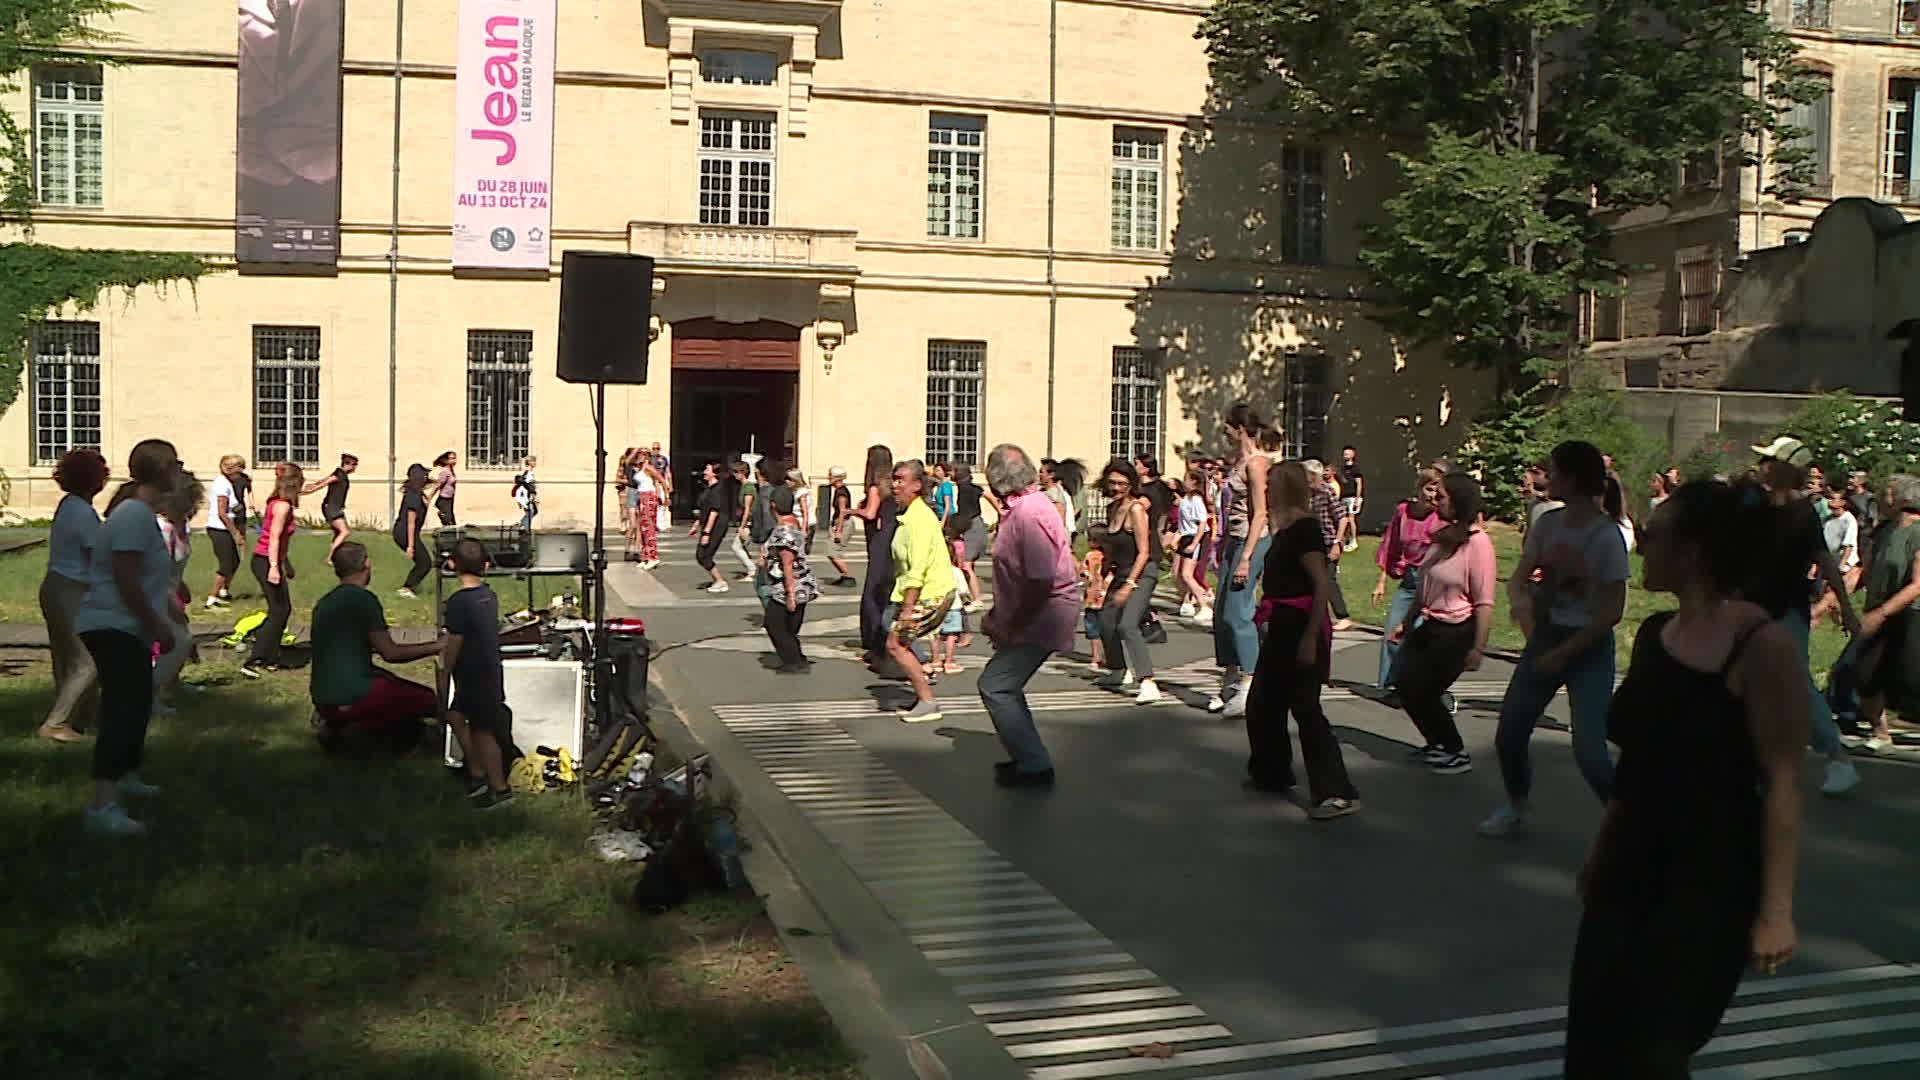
[1477,804,1527,837]
[1821,757,1862,797]
[84,802,147,837]
[203,596,223,611]
[117,773,162,798]
[1192,606,1214,624]
[1134,679,1165,705]
[396,588,417,599]
[1206,694,1226,713]
[1223,687,1251,718]
[1178,601,1197,618]
[708,581,730,594]
[1343,539,1359,553]
[1122,670,1137,690]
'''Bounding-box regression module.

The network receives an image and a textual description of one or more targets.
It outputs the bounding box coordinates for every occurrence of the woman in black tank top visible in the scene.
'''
[303,453,358,561]
[1565,481,1809,1077]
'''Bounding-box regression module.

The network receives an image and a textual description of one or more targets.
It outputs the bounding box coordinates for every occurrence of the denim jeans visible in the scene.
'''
[1494,622,1617,803]
[1779,609,1841,757]
[979,643,1055,773]
[1212,533,1271,671]
[1099,566,1159,678]
[1376,572,1420,688]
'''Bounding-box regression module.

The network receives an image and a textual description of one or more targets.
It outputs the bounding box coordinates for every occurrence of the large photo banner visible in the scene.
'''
[453,0,558,271]
[235,0,343,267]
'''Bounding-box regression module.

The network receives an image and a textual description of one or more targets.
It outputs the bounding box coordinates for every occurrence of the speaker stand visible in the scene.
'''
[587,380,613,740]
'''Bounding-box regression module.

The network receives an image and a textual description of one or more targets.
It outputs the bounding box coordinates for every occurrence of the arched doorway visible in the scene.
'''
[669,318,801,510]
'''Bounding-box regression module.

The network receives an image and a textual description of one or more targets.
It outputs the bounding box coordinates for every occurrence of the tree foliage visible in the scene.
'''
[1781,392,1920,485]
[1201,0,1814,386]
[1452,379,1663,522]
[0,1,209,424]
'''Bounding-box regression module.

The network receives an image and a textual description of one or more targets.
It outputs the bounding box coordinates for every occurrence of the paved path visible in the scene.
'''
[615,535,1920,1079]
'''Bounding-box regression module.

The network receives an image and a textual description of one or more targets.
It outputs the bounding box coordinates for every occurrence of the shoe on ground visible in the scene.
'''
[1134,679,1166,705]
[1309,797,1360,821]
[395,587,417,599]
[1343,539,1359,553]
[203,596,228,610]
[472,788,516,811]
[1821,757,1862,797]
[1863,735,1893,753]
[1206,692,1227,713]
[238,661,267,680]
[1192,606,1214,624]
[708,581,730,594]
[1477,803,1527,837]
[898,699,944,724]
[775,662,811,675]
[84,802,147,837]
[1331,619,1354,632]
[1427,751,1473,776]
[117,773,162,798]
[1178,601,1197,618]
[1223,689,1251,718]
[995,766,1056,789]
[37,722,90,743]
[1406,743,1438,759]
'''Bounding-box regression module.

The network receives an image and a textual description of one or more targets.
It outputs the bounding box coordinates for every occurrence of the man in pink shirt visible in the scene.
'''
[980,443,1081,788]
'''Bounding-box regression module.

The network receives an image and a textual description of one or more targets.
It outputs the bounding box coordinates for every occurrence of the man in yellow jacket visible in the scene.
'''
[887,459,957,723]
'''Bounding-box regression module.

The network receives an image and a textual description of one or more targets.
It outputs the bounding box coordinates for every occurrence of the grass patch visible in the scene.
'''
[0,530,580,628]
[0,656,859,1080]
[1340,526,1848,675]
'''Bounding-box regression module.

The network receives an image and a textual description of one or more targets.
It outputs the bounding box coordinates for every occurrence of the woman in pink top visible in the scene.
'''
[1372,468,1445,691]
[1386,472,1495,774]
[244,465,303,676]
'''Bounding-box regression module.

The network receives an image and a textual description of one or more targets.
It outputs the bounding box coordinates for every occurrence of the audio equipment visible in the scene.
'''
[557,251,654,384]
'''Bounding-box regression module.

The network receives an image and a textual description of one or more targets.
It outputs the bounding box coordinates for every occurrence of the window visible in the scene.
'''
[467,330,533,468]
[1109,347,1162,460]
[1281,146,1326,265]
[1679,148,1722,191]
[1790,0,1829,29]
[253,326,321,467]
[33,66,103,208]
[1884,79,1920,204]
[1111,129,1164,251]
[1594,281,1625,342]
[31,321,101,465]
[698,112,775,226]
[927,114,985,240]
[699,49,778,86]
[1901,1,1919,37]
[1281,353,1329,462]
[925,340,984,467]
[1677,258,1717,336]
[1780,75,1832,197]
[1625,358,1661,388]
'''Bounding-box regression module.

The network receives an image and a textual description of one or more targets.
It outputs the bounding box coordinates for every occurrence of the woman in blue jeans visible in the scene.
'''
[1372,469,1444,691]
[1480,441,1631,838]
[1209,403,1271,716]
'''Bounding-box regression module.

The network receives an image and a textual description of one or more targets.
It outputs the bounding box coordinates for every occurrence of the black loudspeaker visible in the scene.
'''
[557,251,654,384]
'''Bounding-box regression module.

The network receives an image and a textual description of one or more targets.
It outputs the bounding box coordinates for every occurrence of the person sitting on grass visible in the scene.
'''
[310,541,442,754]
[440,539,518,809]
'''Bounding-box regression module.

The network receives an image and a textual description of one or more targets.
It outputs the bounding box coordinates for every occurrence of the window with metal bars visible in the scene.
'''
[1791,0,1830,29]
[467,330,533,468]
[1111,129,1164,251]
[698,112,775,226]
[1677,258,1717,336]
[927,114,985,239]
[1282,146,1327,265]
[1109,347,1162,460]
[252,326,321,467]
[31,321,101,466]
[33,66,104,208]
[1282,353,1330,463]
[925,340,985,467]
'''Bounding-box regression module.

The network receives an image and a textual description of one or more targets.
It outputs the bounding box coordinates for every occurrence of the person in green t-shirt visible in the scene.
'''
[1858,476,1920,749]
[310,541,443,753]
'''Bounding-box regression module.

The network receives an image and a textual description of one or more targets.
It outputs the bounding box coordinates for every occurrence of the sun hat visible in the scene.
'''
[1751,436,1813,468]
[828,466,848,479]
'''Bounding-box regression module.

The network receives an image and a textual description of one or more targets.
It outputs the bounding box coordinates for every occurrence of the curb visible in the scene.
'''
[645,659,1023,1080]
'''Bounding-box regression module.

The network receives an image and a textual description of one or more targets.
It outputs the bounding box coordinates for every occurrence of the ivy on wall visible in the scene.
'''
[0,243,207,418]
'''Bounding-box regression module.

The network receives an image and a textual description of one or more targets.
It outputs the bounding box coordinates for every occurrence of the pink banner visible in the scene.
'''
[452,0,557,270]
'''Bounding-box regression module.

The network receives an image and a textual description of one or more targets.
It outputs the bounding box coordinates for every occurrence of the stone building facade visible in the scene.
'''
[1,0,1482,527]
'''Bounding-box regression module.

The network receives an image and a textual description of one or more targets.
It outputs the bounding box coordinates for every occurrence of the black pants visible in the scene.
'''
[764,600,808,666]
[1098,568,1159,679]
[1327,553,1351,620]
[82,629,153,782]
[1395,616,1475,753]
[435,497,456,526]
[860,528,894,654]
[209,529,240,579]
[399,536,432,590]
[249,553,292,664]
[1564,887,1753,1078]
[695,530,725,572]
[1244,605,1357,802]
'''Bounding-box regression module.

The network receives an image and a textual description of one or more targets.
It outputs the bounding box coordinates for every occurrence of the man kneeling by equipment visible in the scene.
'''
[310,541,441,752]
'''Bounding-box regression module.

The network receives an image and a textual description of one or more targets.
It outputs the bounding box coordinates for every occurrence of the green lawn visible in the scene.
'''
[1338,527,1849,677]
[0,530,580,628]
[0,655,858,1079]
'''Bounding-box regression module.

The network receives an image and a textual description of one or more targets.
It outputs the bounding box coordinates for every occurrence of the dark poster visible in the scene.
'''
[235,0,344,266]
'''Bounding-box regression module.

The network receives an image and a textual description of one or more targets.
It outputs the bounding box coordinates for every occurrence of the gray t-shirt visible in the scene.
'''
[74,498,173,640]
[1523,507,1631,628]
